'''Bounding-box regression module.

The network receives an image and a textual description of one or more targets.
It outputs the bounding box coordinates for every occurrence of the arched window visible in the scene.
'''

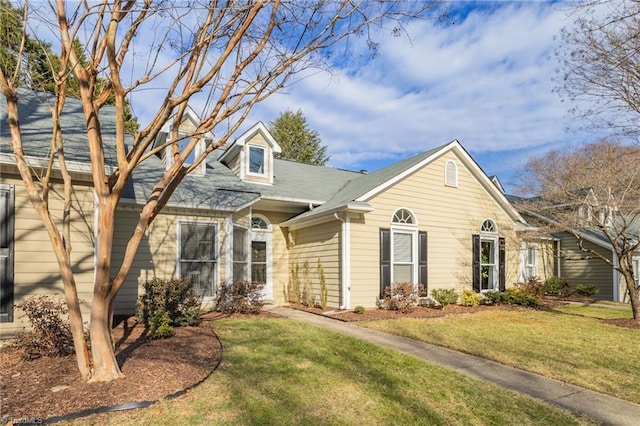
[481,219,497,233]
[392,208,416,225]
[445,160,458,187]
[251,216,270,230]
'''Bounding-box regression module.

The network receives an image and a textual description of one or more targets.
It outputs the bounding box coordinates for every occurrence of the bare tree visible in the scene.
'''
[557,0,640,137]
[516,140,640,321]
[0,1,439,382]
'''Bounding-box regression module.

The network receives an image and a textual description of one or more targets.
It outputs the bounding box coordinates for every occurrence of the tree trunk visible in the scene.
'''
[621,270,639,321]
[88,196,124,382]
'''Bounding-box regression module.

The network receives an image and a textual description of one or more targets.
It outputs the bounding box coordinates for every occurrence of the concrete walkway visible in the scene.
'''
[266,306,640,426]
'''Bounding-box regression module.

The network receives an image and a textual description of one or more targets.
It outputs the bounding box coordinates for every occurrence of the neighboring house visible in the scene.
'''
[1,89,531,338]
[505,194,640,302]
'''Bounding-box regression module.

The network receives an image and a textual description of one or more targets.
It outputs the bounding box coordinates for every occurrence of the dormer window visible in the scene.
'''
[166,133,206,175]
[248,145,266,175]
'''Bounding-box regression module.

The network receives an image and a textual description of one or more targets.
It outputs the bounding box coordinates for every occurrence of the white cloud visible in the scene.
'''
[243,1,604,191]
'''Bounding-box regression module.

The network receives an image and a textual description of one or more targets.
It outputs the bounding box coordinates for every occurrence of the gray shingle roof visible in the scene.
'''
[1,89,259,211]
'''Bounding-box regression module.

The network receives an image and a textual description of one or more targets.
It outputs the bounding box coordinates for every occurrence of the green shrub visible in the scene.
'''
[137,278,202,337]
[149,311,174,338]
[216,281,266,314]
[430,288,458,307]
[354,306,366,314]
[460,289,481,307]
[381,282,420,313]
[575,284,600,296]
[14,295,75,358]
[544,276,574,296]
[481,288,541,308]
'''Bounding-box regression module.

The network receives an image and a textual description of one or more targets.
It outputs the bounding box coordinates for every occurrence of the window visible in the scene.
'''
[251,216,269,230]
[233,226,248,283]
[0,184,14,323]
[633,258,639,289]
[178,221,217,298]
[473,234,505,292]
[392,208,415,225]
[481,219,497,233]
[380,227,427,296]
[445,160,458,187]
[252,241,267,284]
[248,145,266,175]
[165,131,206,175]
[525,245,537,279]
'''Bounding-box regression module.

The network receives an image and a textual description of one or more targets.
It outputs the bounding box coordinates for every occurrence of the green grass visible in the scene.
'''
[361,307,640,404]
[70,318,593,425]
[555,304,634,319]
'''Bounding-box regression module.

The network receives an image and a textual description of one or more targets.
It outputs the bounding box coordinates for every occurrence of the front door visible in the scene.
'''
[251,236,272,301]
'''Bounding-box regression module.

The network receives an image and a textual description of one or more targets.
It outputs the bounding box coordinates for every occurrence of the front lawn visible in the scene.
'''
[360,306,640,404]
[73,317,592,425]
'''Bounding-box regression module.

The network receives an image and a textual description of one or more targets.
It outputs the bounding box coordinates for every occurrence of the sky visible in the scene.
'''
[239,0,603,193]
[27,1,607,194]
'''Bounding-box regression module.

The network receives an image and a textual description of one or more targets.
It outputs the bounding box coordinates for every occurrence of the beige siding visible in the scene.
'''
[289,221,341,308]
[557,232,614,300]
[1,174,96,338]
[349,152,520,308]
[111,206,230,314]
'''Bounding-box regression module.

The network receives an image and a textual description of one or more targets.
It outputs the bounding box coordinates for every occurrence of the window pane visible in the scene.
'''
[181,261,215,297]
[393,265,412,283]
[181,223,216,260]
[249,146,265,174]
[393,233,412,262]
[233,228,247,261]
[252,241,266,262]
[252,264,266,284]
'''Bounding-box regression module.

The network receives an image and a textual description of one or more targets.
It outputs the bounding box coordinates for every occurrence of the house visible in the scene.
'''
[1,89,531,338]
[506,194,640,302]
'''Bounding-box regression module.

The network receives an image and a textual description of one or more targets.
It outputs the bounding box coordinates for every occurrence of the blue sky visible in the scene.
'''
[242,1,604,193]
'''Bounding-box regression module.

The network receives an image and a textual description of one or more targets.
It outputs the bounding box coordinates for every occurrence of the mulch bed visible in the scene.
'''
[1,316,222,422]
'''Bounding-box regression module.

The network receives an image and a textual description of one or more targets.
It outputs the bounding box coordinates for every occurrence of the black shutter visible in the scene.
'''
[380,228,390,297]
[499,237,506,291]
[472,234,480,293]
[418,231,427,292]
[0,185,15,323]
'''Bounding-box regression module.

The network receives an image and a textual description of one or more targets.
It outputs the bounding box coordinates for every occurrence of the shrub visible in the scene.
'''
[460,289,481,307]
[216,281,266,314]
[381,282,420,313]
[14,295,75,358]
[317,259,328,310]
[287,262,301,304]
[517,277,545,298]
[544,276,571,296]
[149,311,174,338]
[301,261,313,307]
[481,288,541,308]
[354,306,366,314]
[430,288,458,307]
[137,278,202,339]
[575,284,600,296]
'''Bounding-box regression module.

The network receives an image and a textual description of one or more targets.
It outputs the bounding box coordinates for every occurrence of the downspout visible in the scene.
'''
[334,212,350,310]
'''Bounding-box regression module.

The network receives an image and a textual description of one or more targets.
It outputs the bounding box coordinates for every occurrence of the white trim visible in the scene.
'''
[246,144,267,177]
[390,228,419,285]
[335,212,351,309]
[225,216,233,285]
[391,207,417,226]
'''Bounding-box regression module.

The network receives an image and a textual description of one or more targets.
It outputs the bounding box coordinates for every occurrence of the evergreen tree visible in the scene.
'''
[0,1,138,133]
[269,109,329,166]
